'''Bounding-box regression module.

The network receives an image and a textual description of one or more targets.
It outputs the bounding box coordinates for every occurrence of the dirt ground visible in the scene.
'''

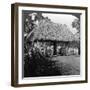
[51,55,80,75]
[24,55,80,77]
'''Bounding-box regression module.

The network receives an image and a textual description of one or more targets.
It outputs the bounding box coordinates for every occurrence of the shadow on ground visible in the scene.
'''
[24,53,80,77]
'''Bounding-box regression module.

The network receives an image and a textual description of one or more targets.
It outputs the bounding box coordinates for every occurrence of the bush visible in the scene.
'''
[24,49,61,77]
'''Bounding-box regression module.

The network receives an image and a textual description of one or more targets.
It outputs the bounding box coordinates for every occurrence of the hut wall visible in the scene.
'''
[32,40,80,57]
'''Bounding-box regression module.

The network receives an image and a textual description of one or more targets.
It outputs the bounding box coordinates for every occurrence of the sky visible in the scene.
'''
[42,13,78,34]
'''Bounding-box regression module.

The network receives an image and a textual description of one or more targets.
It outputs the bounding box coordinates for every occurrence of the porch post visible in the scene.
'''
[53,41,57,55]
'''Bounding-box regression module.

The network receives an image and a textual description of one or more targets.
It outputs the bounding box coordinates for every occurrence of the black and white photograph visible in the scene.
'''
[11,3,87,87]
[23,11,80,77]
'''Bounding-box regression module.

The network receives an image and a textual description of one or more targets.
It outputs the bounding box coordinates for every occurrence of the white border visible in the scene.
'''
[18,6,86,84]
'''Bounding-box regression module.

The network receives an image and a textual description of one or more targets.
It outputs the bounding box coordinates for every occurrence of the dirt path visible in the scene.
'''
[51,56,80,75]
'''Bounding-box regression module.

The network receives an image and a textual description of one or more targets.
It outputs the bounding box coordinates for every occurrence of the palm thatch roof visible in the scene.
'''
[28,19,80,42]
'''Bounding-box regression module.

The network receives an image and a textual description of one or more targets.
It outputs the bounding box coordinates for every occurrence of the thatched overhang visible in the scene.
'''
[27,19,80,42]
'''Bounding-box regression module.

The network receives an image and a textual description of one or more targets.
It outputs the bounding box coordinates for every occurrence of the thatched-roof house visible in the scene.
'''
[27,19,80,56]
